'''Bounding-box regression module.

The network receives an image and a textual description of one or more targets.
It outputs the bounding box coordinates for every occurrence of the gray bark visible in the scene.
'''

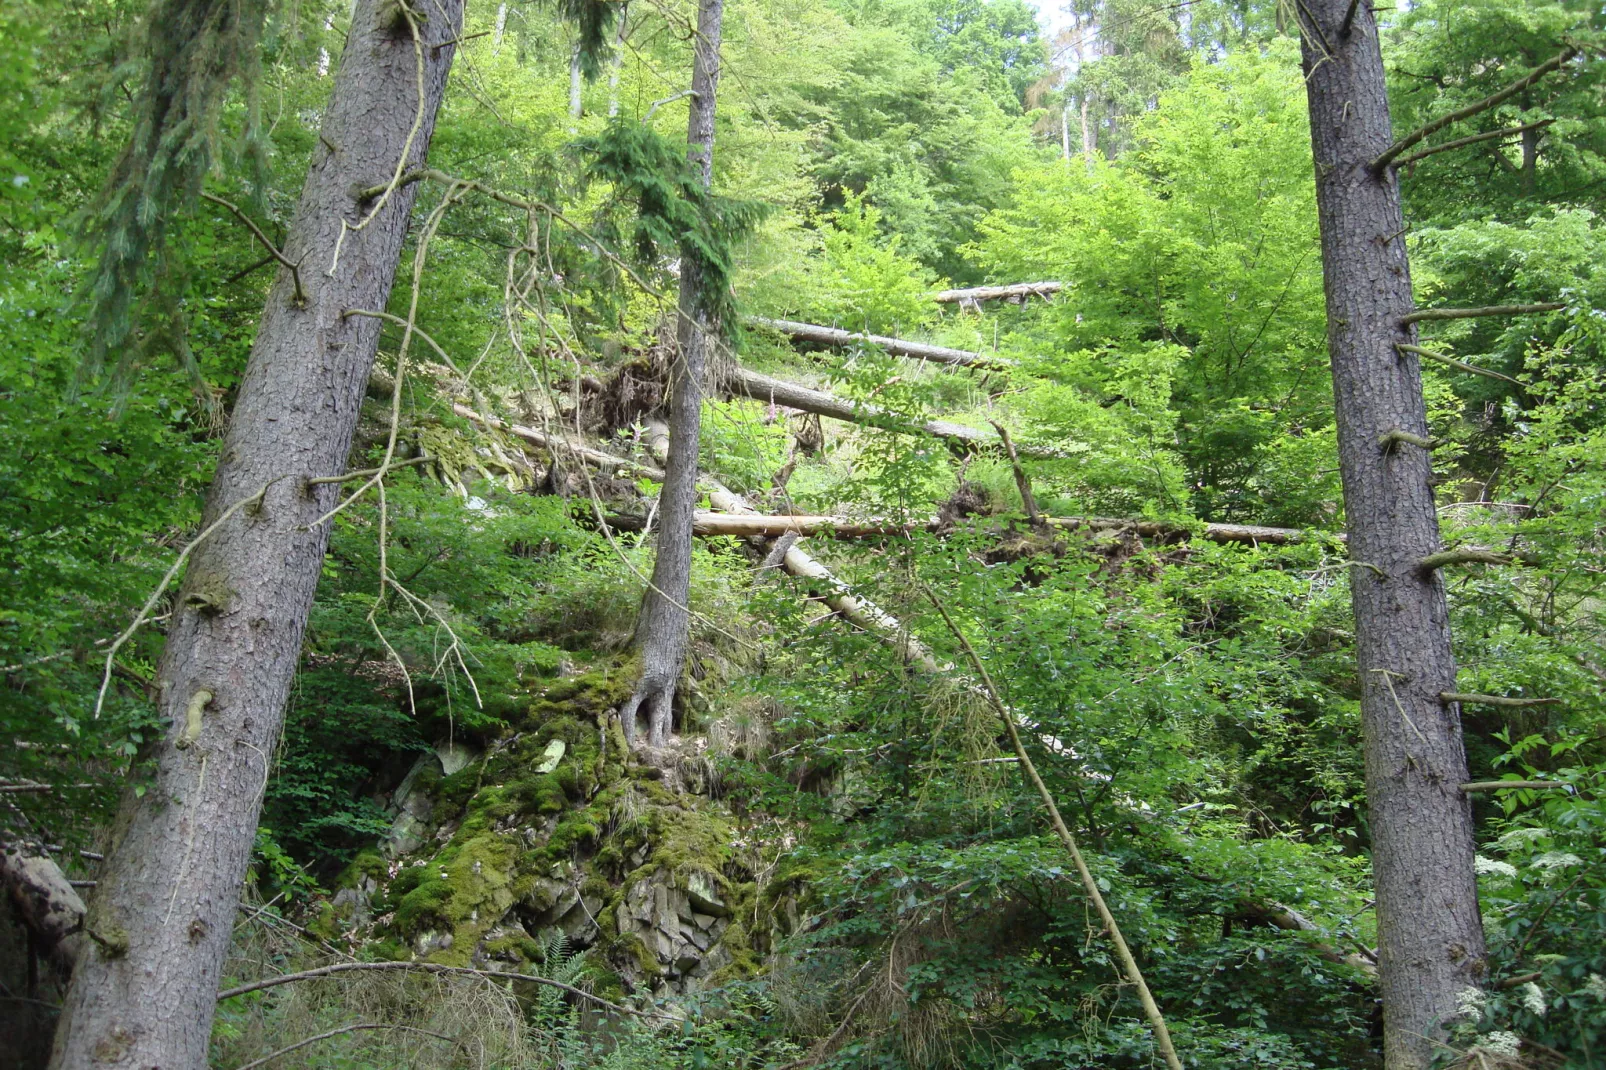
[48,2,463,1066]
[1297,5,1485,1067]
[748,317,1012,369]
[619,0,724,749]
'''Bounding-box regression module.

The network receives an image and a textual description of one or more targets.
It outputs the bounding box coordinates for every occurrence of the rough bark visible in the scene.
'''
[49,2,463,1066]
[619,0,724,749]
[1297,5,1485,1066]
[748,317,1012,369]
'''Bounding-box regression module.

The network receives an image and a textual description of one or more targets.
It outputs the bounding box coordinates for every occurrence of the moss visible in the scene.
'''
[387,830,532,966]
[611,931,664,978]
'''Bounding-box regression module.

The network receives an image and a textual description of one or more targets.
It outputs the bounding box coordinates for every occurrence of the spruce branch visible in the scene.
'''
[1396,343,1522,386]
[921,586,1185,1070]
[1401,302,1566,325]
[201,193,305,305]
[1373,46,1578,172]
[1393,119,1554,170]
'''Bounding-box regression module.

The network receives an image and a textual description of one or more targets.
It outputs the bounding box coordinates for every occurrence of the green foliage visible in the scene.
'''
[809,192,940,334]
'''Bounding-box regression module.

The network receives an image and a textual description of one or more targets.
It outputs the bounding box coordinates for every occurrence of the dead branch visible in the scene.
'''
[990,420,1043,526]
[748,317,1011,369]
[1401,302,1565,325]
[233,1022,453,1070]
[1441,692,1561,709]
[1419,549,1515,572]
[1394,119,1555,170]
[1240,901,1378,976]
[201,193,306,305]
[1396,343,1523,386]
[305,454,435,487]
[216,961,670,1019]
[921,587,1184,1070]
[1379,429,1436,451]
[1372,47,1577,172]
[1460,781,1571,793]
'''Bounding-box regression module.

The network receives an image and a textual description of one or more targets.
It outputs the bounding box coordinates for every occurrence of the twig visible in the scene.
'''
[920,586,1184,1070]
[1459,780,1571,793]
[1401,302,1565,325]
[1373,47,1577,172]
[93,480,282,718]
[1396,343,1523,386]
[643,88,698,121]
[201,193,306,305]
[1441,692,1560,709]
[305,454,434,487]
[342,309,466,375]
[1394,119,1555,170]
[215,961,672,1019]
[233,1022,452,1070]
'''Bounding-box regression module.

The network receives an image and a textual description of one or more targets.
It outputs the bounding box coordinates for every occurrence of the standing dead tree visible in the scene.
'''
[49,2,465,1066]
[1295,6,1576,1066]
[618,0,727,749]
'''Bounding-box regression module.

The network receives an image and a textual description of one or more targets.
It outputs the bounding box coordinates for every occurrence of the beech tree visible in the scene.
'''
[618,0,726,748]
[48,1,465,1065]
[1296,3,1576,1065]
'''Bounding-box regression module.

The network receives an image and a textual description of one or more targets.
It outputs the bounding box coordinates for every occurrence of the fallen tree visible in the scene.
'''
[934,281,1063,307]
[644,511,1317,546]
[726,366,1063,458]
[748,317,1012,370]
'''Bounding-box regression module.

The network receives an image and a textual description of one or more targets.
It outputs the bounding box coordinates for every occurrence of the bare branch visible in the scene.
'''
[1460,780,1571,793]
[1396,343,1522,386]
[233,1022,452,1070]
[216,961,671,1019]
[305,454,435,487]
[202,193,306,305]
[1401,302,1565,325]
[1419,549,1515,572]
[922,586,1184,1070]
[1440,692,1561,709]
[1379,429,1436,451]
[1394,119,1555,170]
[748,317,1011,369]
[989,421,1043,527]
[1373,47,1577,172]
[932,281,1063,306]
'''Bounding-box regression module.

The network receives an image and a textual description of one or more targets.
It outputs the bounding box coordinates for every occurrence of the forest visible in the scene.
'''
[1,0,1604,1067]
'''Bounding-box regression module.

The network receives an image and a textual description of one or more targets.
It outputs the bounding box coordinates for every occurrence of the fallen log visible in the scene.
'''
[748,317,1012,370]
[450,403,667,481]
[726,367,1063,458]
[1,843,86,968]
[934,281,1063,307]
[609,511,1318,546]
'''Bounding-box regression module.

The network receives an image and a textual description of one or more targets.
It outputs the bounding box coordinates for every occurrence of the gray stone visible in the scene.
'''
[691,912,716,930]
[436,741,478,776]
[684,870,728,916]
[534,738,566,774]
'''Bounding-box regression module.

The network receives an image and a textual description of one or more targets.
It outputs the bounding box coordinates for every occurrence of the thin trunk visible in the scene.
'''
[1080,95,1095,172]
[618,0,724,749]
[1297,5,1485,1067]
[494,2,508,50]
[569,45,584,126]
[49,2,463,1066]
[607,4,630,119]
[1060,103,1071,160]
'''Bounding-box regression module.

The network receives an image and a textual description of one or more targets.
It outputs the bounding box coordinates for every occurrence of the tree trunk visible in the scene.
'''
[607,3,630,119]
[1296,5,1485,1067]
[48,2,463,1066]
[932,281,1062,305]
[618,0,724,749]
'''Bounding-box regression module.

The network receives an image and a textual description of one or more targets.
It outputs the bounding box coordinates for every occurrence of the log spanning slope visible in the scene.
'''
[748,317,1013,370]
[934,281,1064,307]
[611,510,1317,547]
[725,366,1062,458]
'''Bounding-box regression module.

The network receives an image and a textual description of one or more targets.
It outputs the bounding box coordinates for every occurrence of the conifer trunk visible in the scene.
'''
[1296,5,1485,1067]
[49,2,463,1066]
[619,0,724,748]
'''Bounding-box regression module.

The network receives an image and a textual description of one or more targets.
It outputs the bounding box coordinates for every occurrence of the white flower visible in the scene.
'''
[1520,981,1546,1017]
[1532,850,1583,872]
[1583,974,1606,1000]
[1456,986,1488,1023]
[1495,827,1549,851]
[1473,1031,1522,1057]
[1475,855,1519,881]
